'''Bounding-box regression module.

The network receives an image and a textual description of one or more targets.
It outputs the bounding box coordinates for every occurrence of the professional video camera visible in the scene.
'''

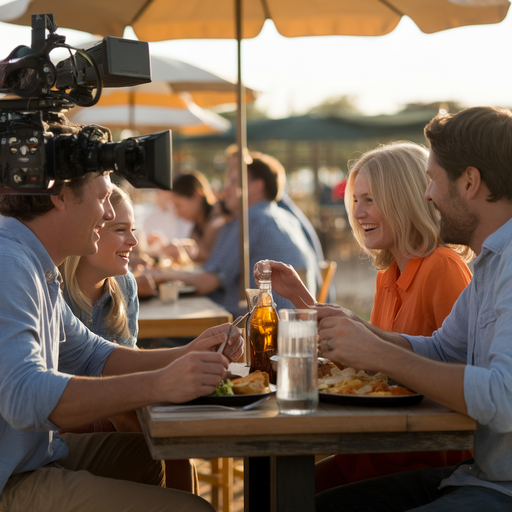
[0,13,172,193]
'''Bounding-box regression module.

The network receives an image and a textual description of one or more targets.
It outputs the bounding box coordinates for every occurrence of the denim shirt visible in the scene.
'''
[0,217,116,494]
[203,200,318,317]
[404,217,512,496]
[63,273,139,348]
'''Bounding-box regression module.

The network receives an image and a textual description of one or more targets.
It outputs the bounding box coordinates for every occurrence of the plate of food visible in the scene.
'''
[173,281,197,295]
[184,370,276,407]
[318,361,423,407]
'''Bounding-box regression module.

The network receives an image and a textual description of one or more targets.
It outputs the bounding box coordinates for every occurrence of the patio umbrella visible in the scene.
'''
[64,52,245,135]
[1,0,509,295]
[68,96,231,136]
[0,1,509,41]
[93,53,256,110]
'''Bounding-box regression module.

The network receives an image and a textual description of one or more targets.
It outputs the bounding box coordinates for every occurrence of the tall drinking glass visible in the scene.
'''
[277,309,318,415]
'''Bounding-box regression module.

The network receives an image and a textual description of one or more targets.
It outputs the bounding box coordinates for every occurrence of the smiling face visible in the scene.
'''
[352,169,397,257]
[64,173,115,257]
[425,151,479,247]
[78,198,137,282]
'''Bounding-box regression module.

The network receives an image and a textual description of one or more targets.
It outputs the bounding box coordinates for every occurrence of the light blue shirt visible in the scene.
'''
[204,200,318,317]
[404,217,512,497]
[63,273,139,348]
[0,217,116,494]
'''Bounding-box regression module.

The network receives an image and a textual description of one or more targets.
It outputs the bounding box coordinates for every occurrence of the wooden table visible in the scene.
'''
[137,296,232,339]
[138,372,476,512]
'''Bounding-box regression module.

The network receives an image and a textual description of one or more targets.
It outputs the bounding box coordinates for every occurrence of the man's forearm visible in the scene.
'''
[101,345,187,377]
[340,308,414,351]
[372,344,467,414]
[51,350,230,428]
[49,371,160,428]
[363,320,414,350]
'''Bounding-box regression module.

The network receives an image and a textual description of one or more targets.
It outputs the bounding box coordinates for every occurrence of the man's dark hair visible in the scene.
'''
[0,175,95,222]
[424,106,512,202]
[247,152,286,201]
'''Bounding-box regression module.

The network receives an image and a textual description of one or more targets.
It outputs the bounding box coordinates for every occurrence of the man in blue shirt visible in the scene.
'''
[164,153,319,317]
[313,106,512,511]
[0,170,242,511]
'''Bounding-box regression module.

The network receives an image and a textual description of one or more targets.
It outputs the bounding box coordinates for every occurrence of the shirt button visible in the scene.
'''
[45,269,58,284]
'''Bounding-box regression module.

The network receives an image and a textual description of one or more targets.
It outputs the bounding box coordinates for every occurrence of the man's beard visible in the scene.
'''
[435,184,479,247]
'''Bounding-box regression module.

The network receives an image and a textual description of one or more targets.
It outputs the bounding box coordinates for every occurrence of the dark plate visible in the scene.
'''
[319,391,423,407]
[184,384,276,407]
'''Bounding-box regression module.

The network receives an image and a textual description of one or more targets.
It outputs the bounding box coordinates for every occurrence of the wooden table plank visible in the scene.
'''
[137,296,232,339]
[140,396,476,439]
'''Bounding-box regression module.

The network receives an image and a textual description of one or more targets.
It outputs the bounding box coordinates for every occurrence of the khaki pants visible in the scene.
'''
[0,432,213,512]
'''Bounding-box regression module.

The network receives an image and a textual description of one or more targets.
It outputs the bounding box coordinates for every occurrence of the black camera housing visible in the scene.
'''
[0,13,172,193]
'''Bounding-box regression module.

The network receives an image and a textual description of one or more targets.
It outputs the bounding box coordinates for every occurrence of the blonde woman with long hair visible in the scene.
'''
[60,184,138,347]
[254,141,473,492]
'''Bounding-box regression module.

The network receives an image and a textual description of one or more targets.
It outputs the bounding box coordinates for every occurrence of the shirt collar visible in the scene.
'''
[381,257,423,293]
[479,216,512,257]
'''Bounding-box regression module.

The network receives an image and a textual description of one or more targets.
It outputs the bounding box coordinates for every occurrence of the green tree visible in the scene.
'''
[308,94,361,116]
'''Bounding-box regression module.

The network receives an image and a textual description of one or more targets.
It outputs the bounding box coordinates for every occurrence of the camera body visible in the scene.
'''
[0,13,172,193]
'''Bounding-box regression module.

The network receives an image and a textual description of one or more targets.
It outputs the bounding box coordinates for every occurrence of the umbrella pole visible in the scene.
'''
[129,90,135,132]
[235,0,250,305]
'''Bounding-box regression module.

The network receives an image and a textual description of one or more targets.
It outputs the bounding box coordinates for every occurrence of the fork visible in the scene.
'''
[153,395,270,413]
[217,311,251,354]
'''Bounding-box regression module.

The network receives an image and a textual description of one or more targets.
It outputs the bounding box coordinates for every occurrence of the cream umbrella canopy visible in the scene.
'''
[0,0,509,39]
[68,96,231,136]
[1,0,509,296]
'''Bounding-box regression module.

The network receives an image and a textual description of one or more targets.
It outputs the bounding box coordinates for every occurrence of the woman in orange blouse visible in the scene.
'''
[313,141,473,491]
[254,141,473,493]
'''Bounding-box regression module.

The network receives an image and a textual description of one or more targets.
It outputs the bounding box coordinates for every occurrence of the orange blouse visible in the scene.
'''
[371,247,472,335]
[334,247,473,484]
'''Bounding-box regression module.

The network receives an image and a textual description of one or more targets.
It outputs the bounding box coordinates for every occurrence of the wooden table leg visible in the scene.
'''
[244,455,315,512]
[271,455,315,512]
[244,456,270,511]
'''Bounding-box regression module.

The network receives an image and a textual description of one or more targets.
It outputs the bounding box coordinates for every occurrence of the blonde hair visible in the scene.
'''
[345,141,469,270]
[60,184,132,340]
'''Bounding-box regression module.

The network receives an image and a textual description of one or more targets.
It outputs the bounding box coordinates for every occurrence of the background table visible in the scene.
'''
[138,369,476,512]
[138,296,232,339]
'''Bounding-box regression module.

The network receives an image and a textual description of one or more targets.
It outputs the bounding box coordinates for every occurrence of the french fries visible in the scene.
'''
[318,362,415,397]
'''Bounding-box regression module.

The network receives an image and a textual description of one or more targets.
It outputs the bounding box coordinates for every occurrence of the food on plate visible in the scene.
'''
[210,371,271,396]
[212,380,234,396]
[318,362,415,397]
[318,360,346,379]
[231,371,271,395]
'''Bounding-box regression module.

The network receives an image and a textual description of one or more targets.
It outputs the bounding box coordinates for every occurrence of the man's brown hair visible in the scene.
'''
[247,152,286,202]
[424,106,512,202]
[0,173,96,222]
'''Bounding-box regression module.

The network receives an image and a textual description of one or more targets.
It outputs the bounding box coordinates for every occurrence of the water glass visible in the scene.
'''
[277,309,318,415]
[158,281,179,303]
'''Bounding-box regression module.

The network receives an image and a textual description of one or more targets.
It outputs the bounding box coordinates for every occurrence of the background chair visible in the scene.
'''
[296,261,337,304]
[317,260,337,303]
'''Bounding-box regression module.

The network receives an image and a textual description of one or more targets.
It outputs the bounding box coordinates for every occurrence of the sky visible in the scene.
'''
[1,5,512,118]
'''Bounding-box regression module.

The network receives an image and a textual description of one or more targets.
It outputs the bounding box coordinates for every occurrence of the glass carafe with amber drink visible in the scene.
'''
[248,262,279,384]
